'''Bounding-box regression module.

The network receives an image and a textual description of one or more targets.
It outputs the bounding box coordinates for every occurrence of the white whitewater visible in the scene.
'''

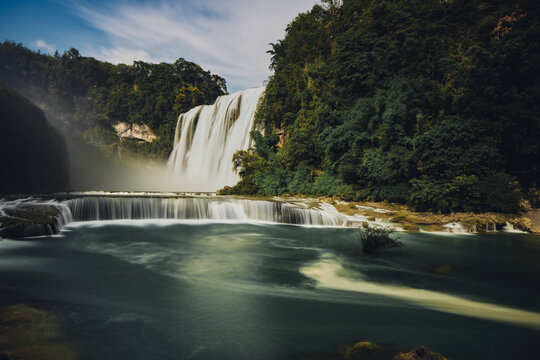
[65,197,347,226]
[301,255,540,330]
[167,87,266,192]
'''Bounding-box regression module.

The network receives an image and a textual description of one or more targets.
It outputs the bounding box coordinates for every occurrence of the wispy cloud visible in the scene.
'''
[95,47,155,64]
[71,0,319,92]
[32,39,56,53]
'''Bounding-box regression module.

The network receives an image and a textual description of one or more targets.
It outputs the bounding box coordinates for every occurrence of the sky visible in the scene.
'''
[0,0,319,92]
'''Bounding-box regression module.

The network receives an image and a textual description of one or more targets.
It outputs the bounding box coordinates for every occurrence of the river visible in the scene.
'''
[0,219,539,359]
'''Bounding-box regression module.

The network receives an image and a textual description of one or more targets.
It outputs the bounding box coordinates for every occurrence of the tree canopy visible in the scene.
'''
[224,0,540,213]
[0,41,227,160]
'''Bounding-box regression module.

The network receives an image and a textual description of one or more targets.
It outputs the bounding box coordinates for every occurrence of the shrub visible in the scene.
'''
[311,172,346,197]
[356,226,403,254]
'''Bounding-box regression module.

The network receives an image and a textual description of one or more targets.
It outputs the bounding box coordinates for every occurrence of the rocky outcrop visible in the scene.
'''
[329,199,536,234]
[524,210,540,234]
[0,83,69,193]
[0,200,72,239]
[114,122,157,142]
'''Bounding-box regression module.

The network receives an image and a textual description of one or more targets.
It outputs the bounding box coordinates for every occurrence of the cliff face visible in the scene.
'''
[0,82,69,193]
[113,122,157,142]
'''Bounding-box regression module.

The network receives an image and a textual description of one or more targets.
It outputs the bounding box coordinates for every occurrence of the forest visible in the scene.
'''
[222,0,540,213]
[0,41,227,160]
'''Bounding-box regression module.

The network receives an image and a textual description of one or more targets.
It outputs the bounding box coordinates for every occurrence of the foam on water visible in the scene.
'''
[503,221,528,233]
[300,255,540,330]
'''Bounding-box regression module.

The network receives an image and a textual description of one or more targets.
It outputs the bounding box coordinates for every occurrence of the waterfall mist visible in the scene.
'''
[14,89,170,192]
[16,85,266,192]
[66,135,170,191]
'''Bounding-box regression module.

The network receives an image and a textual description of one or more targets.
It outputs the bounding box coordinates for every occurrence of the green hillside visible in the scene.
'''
[224,0,540,213]
[0,42,227,161]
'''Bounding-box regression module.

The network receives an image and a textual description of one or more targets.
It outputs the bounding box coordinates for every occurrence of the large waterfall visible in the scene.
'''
[167,87,265,192]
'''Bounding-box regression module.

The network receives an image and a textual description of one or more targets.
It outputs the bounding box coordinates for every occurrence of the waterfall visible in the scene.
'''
[65,197,346,226]
[2,196,355,239]
[167,87,265,192]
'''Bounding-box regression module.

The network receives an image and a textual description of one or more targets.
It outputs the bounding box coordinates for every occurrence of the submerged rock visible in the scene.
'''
[401,222,420,231]
[394,346,448,360]
[432,265,455,275]
[0,304,77,360]
[305,341,450,360]
[343,341,389,360]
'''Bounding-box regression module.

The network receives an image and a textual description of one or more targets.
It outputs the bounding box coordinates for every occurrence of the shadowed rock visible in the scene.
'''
[0,201,71,239]
[0,83,69,194]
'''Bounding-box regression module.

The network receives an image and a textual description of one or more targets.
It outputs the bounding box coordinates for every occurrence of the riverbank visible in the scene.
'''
[1,193,538,239]
[331,199,538,234]
[264,195,539,234]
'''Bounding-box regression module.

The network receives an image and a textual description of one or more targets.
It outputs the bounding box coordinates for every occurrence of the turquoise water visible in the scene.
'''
[1,220,539,359]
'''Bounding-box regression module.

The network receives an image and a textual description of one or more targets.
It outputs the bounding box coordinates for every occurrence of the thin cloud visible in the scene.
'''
[91,47,156,65]
[71,0,319,91]
[32,39,56,53]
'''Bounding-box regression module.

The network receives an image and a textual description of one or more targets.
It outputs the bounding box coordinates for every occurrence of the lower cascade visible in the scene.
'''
[65,197,346,226]
[167,87,265,192]
[0,196,351,238]
[1,196,524,238]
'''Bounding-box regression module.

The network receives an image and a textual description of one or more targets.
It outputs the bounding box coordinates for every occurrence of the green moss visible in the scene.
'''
[0,304,77,360]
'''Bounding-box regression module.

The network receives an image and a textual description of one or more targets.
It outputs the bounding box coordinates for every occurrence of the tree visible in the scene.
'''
[356,226,402,254]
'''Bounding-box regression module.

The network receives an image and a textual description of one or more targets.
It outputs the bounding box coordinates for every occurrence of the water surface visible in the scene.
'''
[1,221,538,359]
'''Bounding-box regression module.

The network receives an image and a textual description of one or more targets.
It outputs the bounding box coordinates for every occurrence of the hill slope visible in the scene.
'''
[0,42,227,161]
[225,0,540,213]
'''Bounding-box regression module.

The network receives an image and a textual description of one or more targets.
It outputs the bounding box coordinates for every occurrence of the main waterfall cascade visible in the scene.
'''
[167,87,266,192]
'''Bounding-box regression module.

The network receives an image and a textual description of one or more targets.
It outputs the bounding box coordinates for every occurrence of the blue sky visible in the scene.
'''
[0,0,318,92]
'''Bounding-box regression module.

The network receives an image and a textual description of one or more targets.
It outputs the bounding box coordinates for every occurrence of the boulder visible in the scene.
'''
[0,201,70,239]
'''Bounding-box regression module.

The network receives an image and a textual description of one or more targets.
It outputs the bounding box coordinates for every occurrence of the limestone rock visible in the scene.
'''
[0,200,71,239]
[114,122,157,142]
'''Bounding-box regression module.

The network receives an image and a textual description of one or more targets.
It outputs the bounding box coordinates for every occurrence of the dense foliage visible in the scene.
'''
[357,226,402,254]
[224,0,540,213]
[0,42,227,160]
[0,83,69,193]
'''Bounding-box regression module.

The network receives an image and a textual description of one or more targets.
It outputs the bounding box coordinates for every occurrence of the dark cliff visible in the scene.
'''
[0,82,69,193]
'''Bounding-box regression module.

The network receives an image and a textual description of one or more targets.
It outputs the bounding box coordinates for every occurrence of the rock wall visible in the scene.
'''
[113,122,157,142]
[0,83,69,193]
